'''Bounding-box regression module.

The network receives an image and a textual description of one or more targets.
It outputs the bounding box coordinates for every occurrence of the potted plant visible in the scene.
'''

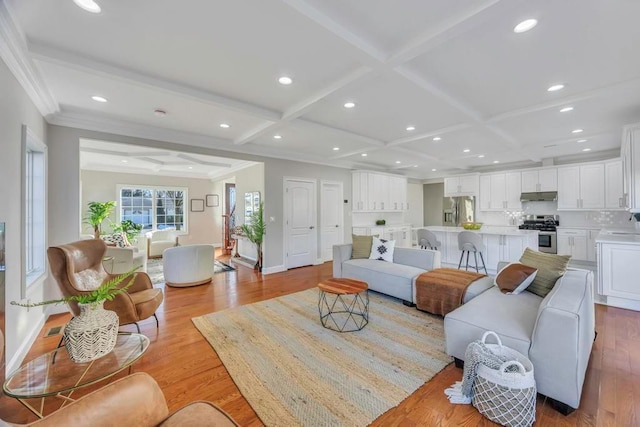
[11,268,138,363]
[113,219,143,243]
[85,201,116,239]
[240,201,265,272]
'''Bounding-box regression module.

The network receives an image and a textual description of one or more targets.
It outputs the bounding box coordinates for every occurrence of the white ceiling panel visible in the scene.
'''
[408,0,640,117]
[401,126,508,161]
[302,72,467,141]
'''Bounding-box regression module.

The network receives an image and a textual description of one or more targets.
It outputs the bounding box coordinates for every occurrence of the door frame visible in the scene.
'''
[283,176,318,270]
[320,180,344,262]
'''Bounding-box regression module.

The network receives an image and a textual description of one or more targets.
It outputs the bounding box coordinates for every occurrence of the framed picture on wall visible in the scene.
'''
[190,199,205,212]
[206,194,219,207]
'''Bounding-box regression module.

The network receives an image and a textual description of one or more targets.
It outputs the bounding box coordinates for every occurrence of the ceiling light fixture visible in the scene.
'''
[478,154,485,158]
[431,168,437,172]
[582,148,592,152]
[73,0,101,13]
[188,166,193,170]
[219,123,230,128]
[153,109,167,117]
[406,126,415,131]
[273,135,282,140]
[413,165,418,167]
[493,160,500,164]
[577,139,587,143]
[395,161,401,164]
[572,129,584,134]
[513,18,538,33]
[560,106,574,113]
[433,136,442,141]
[91,95,107,103]
[361,153,367,157]
[463,149,470,153]
[121,159,128,163]
[278,76,293,85]
[333,147,340,151]
[343,102,356,109]
[547,83,565,92]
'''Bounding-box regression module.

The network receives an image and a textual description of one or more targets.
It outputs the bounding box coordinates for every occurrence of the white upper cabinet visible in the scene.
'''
[557,164,605,210]
[479,172,521,211]
[479,175,491,211]
[389,175,408,210]
[621,123,640,212]
[444,174,478,197]
[605,160,624,210]
[505,172,522,209]
[352,171,406,212]
[521,168,557,192]
[352,172,368,212]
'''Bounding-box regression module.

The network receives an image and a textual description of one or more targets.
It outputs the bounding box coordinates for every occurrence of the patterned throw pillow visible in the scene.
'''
[369,236,395,262]
[101,232,130,248]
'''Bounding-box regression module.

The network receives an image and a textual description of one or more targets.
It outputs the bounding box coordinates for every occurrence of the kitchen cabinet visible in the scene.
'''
[479,172,521,211]
[621,123,640,212]
[367,173,389,211]
[352,172,368,212]
[557,164,605,210]
[605,160,624,210]
[482,234,525,272]
[521,168,557,192]
[479,175,491,211]
[352,171,407,212]
[444,174,478,197]
[598,239,640,309]
[351,225,411,247]
[557,229,588,261]
[389,175,408,210]
[587,229,599,262]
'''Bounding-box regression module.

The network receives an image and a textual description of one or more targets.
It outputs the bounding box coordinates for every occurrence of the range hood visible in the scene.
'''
[520,191,558,202]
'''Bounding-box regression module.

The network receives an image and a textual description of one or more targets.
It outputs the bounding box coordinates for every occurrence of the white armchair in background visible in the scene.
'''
[163,244,214,287]
[146,229,179,258]
[104,246,147,274]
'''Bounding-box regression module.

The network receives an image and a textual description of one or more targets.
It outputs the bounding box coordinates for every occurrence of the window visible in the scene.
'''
[22,126,47,293]
[118,186,187,232]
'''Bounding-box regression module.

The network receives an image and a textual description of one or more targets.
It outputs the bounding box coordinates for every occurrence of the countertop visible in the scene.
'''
[595,229,640,244]
[420,226,539,236]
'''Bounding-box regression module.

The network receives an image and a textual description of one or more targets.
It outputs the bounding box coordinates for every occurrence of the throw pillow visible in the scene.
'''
[352,235,373,259]
[101,232,129,248]
[494,262,538,294]
[369,236,395,262]
[519,248,571,298]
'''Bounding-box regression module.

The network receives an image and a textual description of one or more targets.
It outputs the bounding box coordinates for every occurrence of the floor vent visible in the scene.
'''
[44,326,62,337]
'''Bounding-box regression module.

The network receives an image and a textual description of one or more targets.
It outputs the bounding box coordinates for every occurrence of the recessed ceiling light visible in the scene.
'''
[431,168,437,172]
[493,160,500,164]
[572,129,584,134]
[278,76,293,85]
[361,153,367,157]
[478,154,485,158]
[513,19,538,33]
[343,102,356,109]
[463,149,470,153]
[273,135,282,140]
[74,0,101,13]
[333,147,340,151]
[413,165,418,168]
[395,161,401,164]
[577,139,587,143]
[406,126,415,131]
[582,148,592,152]
[153,109,167,117]
[219,123,230,128]
[547,84,565,92]
[121,159,128,163]
[433,136,442,141]
[91,95,107,103]
[560,106,574,113]
[188,166,193,170]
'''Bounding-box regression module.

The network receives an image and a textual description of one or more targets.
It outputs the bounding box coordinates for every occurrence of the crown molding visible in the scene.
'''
[0,1,58,116]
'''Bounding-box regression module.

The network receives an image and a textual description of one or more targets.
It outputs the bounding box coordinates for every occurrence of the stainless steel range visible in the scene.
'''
[518,215,559,254]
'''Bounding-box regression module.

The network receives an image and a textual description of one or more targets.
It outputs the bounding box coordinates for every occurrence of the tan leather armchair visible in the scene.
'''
[47,239,163,331]
[0,331,237,426]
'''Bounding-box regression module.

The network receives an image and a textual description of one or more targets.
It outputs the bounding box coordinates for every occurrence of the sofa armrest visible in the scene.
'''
[393,247,441,271]
[332,244,352,277]
[529,269,595,408]
[31,373,169,427]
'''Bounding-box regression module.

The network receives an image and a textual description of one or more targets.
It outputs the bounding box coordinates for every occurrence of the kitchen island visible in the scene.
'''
[418,226,539,274]
[596,229,640,311]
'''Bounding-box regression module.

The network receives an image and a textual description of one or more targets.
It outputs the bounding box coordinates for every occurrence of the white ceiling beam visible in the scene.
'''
[389,146,468,171]
[386,123,471,147]
[234,121,285,145]
[29,42,281,122]
[176,153,232,168]
[296,119,385,147]
[331,146,383,160]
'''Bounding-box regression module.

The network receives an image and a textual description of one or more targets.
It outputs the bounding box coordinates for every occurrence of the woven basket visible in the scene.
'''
[63,301,119,363]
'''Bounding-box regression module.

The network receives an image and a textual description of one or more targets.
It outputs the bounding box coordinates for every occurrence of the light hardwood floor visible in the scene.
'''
[1,252,638,426]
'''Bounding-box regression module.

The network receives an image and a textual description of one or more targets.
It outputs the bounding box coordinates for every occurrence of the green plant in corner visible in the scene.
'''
[10,267,139,308]
[113,219,143,243]
[240,201,265,271]
[84,201,116,239]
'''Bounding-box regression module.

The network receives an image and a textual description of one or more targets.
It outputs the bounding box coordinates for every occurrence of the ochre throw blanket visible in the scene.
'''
[415,268,486,316]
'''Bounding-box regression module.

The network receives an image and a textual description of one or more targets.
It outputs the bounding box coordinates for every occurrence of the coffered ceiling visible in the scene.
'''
[2,0,640,179]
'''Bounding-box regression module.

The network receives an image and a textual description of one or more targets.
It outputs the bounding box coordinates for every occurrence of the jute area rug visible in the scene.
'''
[192,288,451,426]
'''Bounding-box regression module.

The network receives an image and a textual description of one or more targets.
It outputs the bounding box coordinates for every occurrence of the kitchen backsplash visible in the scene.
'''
[477,201,636,229]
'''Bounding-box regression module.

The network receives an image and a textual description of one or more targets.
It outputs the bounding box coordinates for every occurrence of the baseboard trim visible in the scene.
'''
[262,265,286,275]
[7,313,46,374]
[605,296,640,312]
[314,258,323,265]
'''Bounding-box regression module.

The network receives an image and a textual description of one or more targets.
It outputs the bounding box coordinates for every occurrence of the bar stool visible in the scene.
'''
[457,231,487,274]
[416,229,441,250]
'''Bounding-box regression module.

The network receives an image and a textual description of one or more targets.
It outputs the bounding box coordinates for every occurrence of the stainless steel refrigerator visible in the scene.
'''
[443,196,475,226]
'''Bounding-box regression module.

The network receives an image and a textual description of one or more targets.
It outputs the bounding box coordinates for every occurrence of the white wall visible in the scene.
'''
[0,58,48,372]
[423,183,444,226]
[406,182,424,227]
[81,170,221,246]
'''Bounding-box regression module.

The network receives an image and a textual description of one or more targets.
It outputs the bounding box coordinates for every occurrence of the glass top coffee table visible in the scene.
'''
[3,332,149,418]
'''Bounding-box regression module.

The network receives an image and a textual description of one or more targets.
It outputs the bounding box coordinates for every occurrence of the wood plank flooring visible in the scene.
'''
[1,253,638,426]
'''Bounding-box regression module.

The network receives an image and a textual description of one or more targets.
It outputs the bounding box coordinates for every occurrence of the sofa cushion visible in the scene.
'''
[369,237,395,262]
[343,259,424,301]
[519,248,571,298]
[444,286,542,359]
[351,235,373,259]
[495,262,537,294]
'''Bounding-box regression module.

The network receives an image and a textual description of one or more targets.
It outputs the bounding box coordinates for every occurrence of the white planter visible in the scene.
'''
[63,301,119,363]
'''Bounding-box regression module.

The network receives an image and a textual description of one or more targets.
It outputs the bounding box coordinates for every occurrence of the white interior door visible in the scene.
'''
[320,181,343,262]
[285,178,317,269]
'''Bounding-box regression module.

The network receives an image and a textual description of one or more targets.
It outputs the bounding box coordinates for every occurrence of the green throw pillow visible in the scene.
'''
[519,247,571,298]
[352,235,373,259]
